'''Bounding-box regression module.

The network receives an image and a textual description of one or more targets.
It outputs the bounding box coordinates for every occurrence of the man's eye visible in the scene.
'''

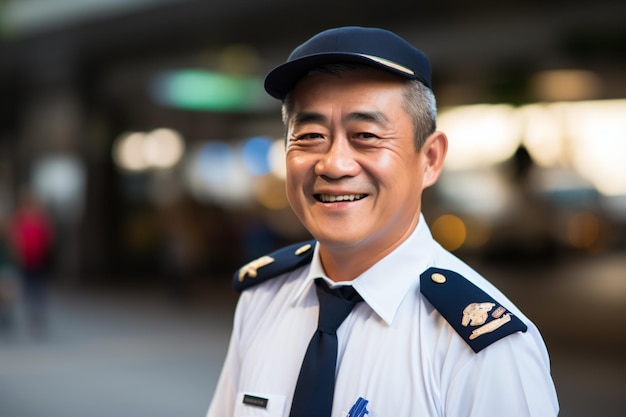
[355,132,377,139]
[297,133,324,140]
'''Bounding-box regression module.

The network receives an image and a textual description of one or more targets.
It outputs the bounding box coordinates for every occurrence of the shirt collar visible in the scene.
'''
[291,214,435,325]
[290,243,329,306]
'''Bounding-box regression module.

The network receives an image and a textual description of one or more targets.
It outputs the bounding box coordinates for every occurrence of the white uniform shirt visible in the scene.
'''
[207,216,559,417]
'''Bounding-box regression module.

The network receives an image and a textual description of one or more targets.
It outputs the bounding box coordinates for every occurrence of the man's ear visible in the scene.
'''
[422,131,448,188]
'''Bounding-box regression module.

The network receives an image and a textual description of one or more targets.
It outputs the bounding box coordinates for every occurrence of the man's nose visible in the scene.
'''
[314,137,360,179]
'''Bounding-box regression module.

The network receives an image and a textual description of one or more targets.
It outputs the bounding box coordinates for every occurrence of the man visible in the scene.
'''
[207,26,558,417]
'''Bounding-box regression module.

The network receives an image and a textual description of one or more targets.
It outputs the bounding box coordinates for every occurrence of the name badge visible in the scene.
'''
[243,394,269,409]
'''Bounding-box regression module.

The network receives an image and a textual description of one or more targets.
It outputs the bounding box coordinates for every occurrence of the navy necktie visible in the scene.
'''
[289,279,363,417]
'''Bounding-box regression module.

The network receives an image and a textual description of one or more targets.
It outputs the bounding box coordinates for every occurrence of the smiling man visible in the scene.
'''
[206,27,558,417]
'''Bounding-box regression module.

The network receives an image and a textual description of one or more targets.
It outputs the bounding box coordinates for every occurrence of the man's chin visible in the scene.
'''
[312,233,365,252]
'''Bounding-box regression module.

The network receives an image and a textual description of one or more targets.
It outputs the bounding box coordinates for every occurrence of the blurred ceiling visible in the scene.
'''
[0,0,625,103]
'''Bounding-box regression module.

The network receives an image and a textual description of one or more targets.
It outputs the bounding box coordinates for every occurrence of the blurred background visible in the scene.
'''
[0,0,624,416]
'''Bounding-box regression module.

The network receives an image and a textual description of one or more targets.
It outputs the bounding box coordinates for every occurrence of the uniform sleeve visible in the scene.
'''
[205,293,248,417]
[444,326,559,417]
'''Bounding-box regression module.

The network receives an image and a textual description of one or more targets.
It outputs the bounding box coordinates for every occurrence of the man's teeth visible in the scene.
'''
[318,194,366,203]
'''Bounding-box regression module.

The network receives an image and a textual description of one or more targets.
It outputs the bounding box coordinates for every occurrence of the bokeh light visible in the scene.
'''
[184,141,252,206]
[438,104,523,171]
[241,136,272,176]
[151,70,266,112]
[113,128,185,172]
[113,132,148,172]
[566,100,626,196]
[269,139,287,180]
[32,153,86,221]
[529,69,603,102]
[431,214,467,252]
[566,212,601,250]
[253,175,289,210]
[143,128,185,169]
[521,104,565,167]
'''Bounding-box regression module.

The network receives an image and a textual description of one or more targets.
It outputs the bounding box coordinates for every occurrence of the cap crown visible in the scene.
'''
[264,26,431,99]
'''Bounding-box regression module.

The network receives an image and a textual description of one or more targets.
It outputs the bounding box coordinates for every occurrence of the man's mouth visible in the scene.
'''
[314,194,367,203]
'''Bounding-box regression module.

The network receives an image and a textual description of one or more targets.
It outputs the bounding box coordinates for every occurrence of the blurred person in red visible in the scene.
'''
[9,188,54,334]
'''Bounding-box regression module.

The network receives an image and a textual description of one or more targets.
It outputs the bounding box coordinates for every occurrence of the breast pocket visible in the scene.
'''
[234,392,287,417]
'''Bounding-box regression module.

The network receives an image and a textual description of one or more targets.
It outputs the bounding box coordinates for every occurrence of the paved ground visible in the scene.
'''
[0,281,237,417]
[0,250,624,417]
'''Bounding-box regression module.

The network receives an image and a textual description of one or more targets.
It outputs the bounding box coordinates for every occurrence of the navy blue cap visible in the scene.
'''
[264,26,432,100]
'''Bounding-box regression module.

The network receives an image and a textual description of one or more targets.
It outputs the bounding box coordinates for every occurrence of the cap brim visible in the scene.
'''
[264,52,422,100]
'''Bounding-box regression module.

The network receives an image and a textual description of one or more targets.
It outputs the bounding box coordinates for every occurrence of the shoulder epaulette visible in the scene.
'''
[233,240,316,293]
[420,267,528,353]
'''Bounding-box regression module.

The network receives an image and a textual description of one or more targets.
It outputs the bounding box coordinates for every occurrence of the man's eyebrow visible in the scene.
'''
[345,111,390,126]
[291,112,327,126]
[290,110,390,127]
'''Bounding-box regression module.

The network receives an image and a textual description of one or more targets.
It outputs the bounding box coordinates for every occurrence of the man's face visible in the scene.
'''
[285,69,431,259]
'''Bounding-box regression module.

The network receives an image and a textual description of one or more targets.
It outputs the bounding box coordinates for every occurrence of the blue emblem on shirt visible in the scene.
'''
[420,267,528,353]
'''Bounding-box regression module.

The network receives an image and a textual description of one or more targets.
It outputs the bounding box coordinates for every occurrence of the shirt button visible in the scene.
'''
[431,273,447,284]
